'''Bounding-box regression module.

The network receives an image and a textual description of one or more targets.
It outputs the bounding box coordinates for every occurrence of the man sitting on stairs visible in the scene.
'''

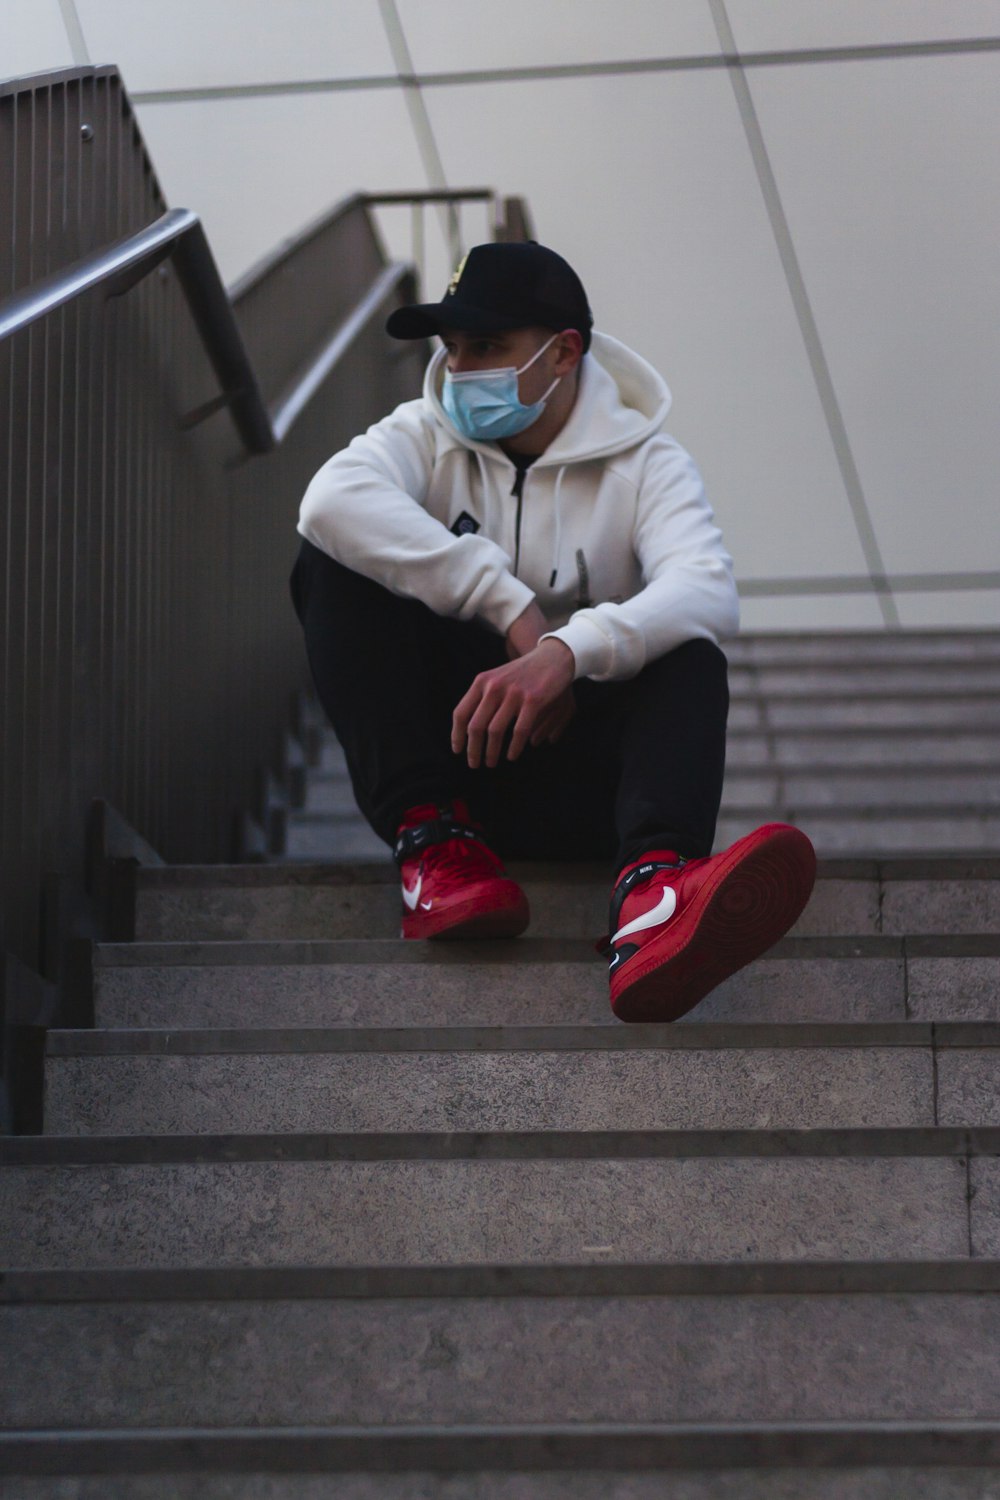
[291,239,816,1022]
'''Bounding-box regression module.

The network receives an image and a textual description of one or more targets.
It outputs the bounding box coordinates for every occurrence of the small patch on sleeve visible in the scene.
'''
[451,511,481,536]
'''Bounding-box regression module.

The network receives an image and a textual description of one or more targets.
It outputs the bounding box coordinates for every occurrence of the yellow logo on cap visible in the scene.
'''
[446,253,468,297]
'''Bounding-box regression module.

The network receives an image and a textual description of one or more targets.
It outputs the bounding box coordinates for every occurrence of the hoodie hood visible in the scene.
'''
[423,331,673,467]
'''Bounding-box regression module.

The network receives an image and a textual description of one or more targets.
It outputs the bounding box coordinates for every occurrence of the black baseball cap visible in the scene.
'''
[386,240,593,352]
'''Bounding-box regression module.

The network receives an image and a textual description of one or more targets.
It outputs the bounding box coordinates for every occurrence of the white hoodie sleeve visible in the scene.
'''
[298,399,535,634]
[544,438,739,680]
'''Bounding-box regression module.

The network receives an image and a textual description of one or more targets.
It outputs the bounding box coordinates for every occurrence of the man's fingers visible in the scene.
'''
[463,701,491,769]
[453,655,573,766]
[464,682,521,768]
[507,722,532,761]
[482,696,524,768]
[506,696,544,762]
[529,692,575,749]
[453,676,498,766]
[452,676,490,754]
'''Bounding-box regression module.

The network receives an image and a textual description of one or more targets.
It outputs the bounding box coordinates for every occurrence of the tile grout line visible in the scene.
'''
[128,38,1000,105]
[707,0,899,629]
[56,0,91,66]
[377,0,461,264]
[739,568,1000,598]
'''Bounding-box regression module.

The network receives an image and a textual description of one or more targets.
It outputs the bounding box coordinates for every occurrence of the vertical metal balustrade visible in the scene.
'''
[1,65,531,1129]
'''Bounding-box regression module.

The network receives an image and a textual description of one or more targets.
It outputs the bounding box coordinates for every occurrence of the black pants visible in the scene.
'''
[291,539,729,875]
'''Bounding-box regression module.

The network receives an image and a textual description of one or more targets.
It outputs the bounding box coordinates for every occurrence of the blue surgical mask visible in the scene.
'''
[441,333,561,441]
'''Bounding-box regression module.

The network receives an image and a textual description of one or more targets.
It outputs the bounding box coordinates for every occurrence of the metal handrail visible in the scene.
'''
[270,263,411,444]
[0,185,532,454]
[0,207,413,455]
[0,208,190,334]
[362,189,531,292]
[363,190,496,205]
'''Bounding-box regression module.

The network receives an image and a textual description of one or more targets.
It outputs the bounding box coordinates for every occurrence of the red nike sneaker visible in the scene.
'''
[394,801,530,940]
[607,822,816,1023]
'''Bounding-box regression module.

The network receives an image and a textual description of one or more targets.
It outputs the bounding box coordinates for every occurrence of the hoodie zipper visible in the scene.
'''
[510,463,528,577]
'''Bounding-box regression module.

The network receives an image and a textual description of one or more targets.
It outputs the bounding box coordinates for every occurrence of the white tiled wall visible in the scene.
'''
[394,0,721,72]
[739,593,888,633]
[725,0,1000,52]
[5,0,76,77]
[746,53,1000,576]
[138,87,428,283]
[75,0,397,89]
[423,68,876,584]
[5,0,998,630]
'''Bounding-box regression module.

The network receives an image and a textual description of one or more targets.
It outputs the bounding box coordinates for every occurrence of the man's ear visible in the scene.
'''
[554,328,584,374]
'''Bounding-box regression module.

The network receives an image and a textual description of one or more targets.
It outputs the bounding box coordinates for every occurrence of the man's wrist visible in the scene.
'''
[535,634,577,679]
[505,600,547,657]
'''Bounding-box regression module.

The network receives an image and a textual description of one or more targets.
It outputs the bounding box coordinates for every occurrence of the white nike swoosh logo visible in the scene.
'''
[402,874,422,911]
[612,886,677,945]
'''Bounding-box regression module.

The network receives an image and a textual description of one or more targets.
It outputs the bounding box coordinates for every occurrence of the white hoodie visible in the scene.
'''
[298,331,739,681]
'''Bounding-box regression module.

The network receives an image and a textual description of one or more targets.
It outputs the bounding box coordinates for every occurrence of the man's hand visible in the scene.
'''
[452,637,576,768]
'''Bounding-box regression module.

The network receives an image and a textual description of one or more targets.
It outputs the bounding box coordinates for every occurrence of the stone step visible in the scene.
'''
[312,724,1000,778]
[715,808,1000,854]
[723,770,1000,810]
[4,1264,1000,1433]
[4,1431,1000,1499]
[304,669,1000,714]
[133,860,1000,943]
[2,1127,997,1268]
[284,805,1000,860]
[293,798,1000,870]
[284,817,387,861]
[727,694,1000,730]
[725,630,1000,665]
[90,935,1000,1029]
[306,666,1000,718]
[302,778,365,815]
[318,738,349,774]
[723,730,1000,769]
[727,665,1000,695]
[301,767,1000,817]
[41,1021,1000,1136]
[133,864,880,942]
[315,728,1000,777]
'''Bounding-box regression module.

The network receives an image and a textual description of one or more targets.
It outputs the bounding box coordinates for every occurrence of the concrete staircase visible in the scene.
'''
[3,629,1000,1495]
[284,629,1000,862]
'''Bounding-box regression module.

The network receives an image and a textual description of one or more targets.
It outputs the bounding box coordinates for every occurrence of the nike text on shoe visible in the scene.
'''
[394,800,530,941]
[606,822,817,1023]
